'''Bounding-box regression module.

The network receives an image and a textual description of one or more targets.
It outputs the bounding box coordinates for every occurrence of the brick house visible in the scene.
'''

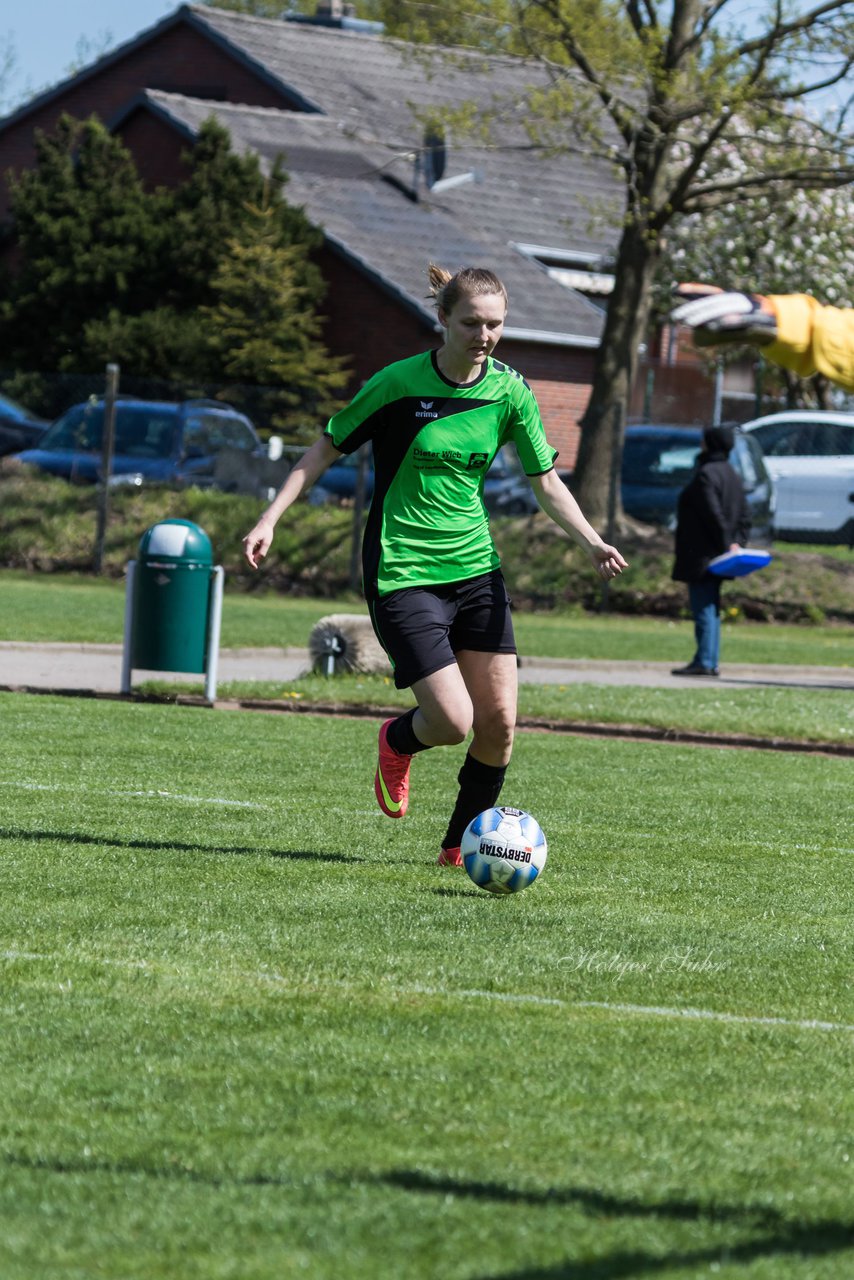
[0,3,630,463]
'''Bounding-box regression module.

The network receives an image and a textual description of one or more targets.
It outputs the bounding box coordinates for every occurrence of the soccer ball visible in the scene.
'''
[461,806,547,895]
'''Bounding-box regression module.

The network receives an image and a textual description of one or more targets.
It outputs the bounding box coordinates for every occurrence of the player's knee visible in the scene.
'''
[475,706,515,754]
[425,706,472,745]
[440,713,472,746]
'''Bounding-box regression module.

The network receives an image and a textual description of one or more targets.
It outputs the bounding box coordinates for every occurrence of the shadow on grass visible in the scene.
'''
[381,1170,854,1277]
[0,826,360,864]
[6,1152,853,1272]
[2,1150,293,1188]
[432,885,483,899]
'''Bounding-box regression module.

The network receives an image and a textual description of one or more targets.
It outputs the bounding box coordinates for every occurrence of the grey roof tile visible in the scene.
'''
[144,90,608,341]
[188,7,621,245]
[180,7,623,342]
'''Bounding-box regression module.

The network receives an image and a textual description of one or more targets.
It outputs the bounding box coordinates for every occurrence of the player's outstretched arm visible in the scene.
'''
[530,469,628,581]
[670,283,778,347]
[242,435,342,569]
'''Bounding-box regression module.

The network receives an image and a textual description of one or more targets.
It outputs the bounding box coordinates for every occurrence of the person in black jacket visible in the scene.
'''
[671,425,751,677]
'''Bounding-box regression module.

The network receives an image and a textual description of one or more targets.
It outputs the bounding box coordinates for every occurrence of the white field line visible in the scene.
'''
[405,985,854,1034]
[3,782,852,851]
[2,949,853,1036]
[2,780,390,822]
[574,999,854,1033]
[2,781,269,809]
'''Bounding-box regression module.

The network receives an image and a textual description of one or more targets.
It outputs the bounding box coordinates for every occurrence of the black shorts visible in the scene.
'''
[370,570,516,690]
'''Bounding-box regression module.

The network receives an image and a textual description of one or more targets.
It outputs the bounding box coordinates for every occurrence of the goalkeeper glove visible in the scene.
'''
[671,284,777,347]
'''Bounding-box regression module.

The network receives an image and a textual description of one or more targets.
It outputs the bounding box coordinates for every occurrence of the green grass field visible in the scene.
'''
[1,692,853,1278]
[2,569,851,748]
[209,674,851,748]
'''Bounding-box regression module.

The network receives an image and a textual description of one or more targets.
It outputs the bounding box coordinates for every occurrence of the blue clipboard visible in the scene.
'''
[708,549,772,578]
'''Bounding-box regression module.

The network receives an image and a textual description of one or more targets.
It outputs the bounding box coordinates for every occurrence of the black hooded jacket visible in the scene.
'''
[672,435,751,584]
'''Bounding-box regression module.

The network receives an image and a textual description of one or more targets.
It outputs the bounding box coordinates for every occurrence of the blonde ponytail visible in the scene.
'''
[427,262,453,298]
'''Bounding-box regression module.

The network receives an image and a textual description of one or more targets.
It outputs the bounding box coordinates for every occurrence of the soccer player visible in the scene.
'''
[243,264,627,866]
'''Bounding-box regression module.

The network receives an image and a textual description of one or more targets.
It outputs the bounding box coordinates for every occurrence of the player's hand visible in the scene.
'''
[671,283,777,348]
[242,518,273,569]
[592,543,628,581]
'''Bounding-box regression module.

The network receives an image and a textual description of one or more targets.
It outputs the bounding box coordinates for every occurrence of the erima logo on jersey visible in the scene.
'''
[416,401,438,419]
[467,453,489,470]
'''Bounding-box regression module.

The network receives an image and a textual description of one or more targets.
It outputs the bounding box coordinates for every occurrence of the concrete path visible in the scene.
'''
[0,640,851,694]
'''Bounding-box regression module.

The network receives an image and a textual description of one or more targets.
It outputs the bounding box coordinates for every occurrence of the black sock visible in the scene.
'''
[441,752,507,850]
[386,708,430,756]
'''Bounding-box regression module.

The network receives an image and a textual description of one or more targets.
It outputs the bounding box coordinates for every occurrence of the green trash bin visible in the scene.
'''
[131,519,214,673]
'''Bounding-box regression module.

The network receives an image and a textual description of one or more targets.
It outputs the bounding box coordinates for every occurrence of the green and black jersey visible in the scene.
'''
[324,350,557,598]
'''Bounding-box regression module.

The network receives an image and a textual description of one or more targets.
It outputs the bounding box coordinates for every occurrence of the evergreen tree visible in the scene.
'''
[200,200,349,436]
[79,307,211,385]
[1,113,345,434]
[0,116,162,371]
[164,120,323,312]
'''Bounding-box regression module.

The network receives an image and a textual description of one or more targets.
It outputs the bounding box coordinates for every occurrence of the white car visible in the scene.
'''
[740,410,854,544]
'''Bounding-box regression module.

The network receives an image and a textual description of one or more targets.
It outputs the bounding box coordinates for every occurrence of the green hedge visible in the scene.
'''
[1,464,851,622]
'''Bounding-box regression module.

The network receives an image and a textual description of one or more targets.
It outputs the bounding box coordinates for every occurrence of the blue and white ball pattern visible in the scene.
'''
[461,806,548,895]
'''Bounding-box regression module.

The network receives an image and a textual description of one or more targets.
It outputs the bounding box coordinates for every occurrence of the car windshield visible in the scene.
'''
[40,404,179,458]
[0,392,35,422]
[622,437,701,487]
[735,437,761,489]
[754,421,854,457]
